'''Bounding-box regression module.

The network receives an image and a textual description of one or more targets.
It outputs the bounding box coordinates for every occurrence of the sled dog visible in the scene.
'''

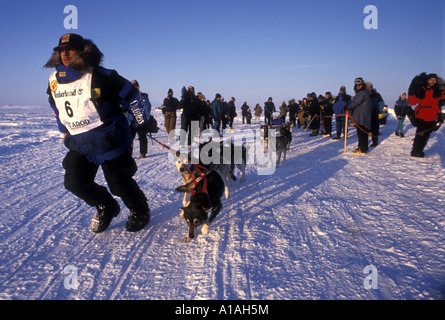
[200,139,248,199]
[175,161,224,242]
[275,124,292,166]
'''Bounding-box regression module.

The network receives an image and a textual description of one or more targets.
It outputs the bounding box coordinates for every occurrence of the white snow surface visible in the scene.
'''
[0,105,444,300]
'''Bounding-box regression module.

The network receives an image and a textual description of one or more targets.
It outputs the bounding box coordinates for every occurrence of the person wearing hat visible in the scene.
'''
[254,103,263,124]
[407,73,445,157]
[366,82,384,147]
[179,86,201,147]
[241,101,250,124]
[332,86,351,139]
[44,33,151,233]
[264,97,275,127]
[346,78,373,155]
[162,88,180,137]
[394,92,409,137]
[307,93,320,136]
[211,93,223,134]
[227,97,237,131]
[196,92,209,134]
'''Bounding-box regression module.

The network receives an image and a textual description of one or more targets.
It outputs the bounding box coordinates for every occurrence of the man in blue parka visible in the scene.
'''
[45,33,151,233]
[332,86,351,139]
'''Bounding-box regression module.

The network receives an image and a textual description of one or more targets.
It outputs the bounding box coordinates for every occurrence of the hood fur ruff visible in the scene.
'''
[44,39,103,73]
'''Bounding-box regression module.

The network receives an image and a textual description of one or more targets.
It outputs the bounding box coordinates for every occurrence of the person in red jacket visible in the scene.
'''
[407,73,445,158]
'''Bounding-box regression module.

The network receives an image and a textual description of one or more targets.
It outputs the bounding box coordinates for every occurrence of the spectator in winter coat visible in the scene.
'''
[222,99,228,130]
[346,78,373,155]
[264,97,276,127]
[197,92,209,134]
[179,86,201,147]
[254,103,263,124]
[394,92,408,137]
[45,33,151,233]
[367,82,384,147]
[321,92,334,137]
[131,80,152,158]
[307,93,320,136]
[246,109,252,124]
[300,98,310,129]
[206,100,213,129]
[279,101,288,124]
[280,100,287,124]
[288,99,299,127]
[162,88,179,136]
[407,73,445,157]
[241,102,250,124]
[211,93,223,134]
[227,97,237,130]
[332,86,351,139]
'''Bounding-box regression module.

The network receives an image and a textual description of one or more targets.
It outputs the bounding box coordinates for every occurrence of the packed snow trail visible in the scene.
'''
[0,106,444,300]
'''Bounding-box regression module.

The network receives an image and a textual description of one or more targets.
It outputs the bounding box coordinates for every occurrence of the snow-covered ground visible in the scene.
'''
[0,105,444,300]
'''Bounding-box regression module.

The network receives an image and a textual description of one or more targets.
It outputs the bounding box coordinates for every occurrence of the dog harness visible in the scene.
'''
[181,163,210,195]
[145,135,212,195]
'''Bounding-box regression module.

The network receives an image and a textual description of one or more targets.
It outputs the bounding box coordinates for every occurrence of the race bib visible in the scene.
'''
[49,71,103,135]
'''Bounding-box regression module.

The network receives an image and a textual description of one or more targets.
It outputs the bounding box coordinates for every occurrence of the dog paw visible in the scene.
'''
[201,223,210,236]
[181,236,191,243]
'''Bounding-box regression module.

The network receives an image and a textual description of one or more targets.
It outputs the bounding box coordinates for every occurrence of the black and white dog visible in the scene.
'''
[175,159,224,242]
[173,138,248,242]
[275,123,292,166]
[197,138,248,199]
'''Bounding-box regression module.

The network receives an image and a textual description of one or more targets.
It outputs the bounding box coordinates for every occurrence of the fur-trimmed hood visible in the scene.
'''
[44,39,103,73]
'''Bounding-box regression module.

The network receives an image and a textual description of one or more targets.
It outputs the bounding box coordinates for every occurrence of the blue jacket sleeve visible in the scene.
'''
[118,80,151,127]
[95,67,151,127]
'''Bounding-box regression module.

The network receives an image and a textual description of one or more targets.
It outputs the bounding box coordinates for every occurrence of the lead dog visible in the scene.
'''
[175,161,224,242]
[178,139,247,201]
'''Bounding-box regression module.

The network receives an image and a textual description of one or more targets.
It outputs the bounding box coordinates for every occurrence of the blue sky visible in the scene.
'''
[0,0,443,109]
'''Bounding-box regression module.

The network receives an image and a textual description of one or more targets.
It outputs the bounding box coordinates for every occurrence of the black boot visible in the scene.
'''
[91,198,120,233]
[126,208,150,232]
[410,150,425,158]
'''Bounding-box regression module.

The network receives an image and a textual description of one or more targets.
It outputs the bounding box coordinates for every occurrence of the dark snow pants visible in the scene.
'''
[357,127,369,153]
[370,112,380,145]
[412,119,436,155]
[335,116,345,137]
[62,151,148,212]
[137,130,148,155]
